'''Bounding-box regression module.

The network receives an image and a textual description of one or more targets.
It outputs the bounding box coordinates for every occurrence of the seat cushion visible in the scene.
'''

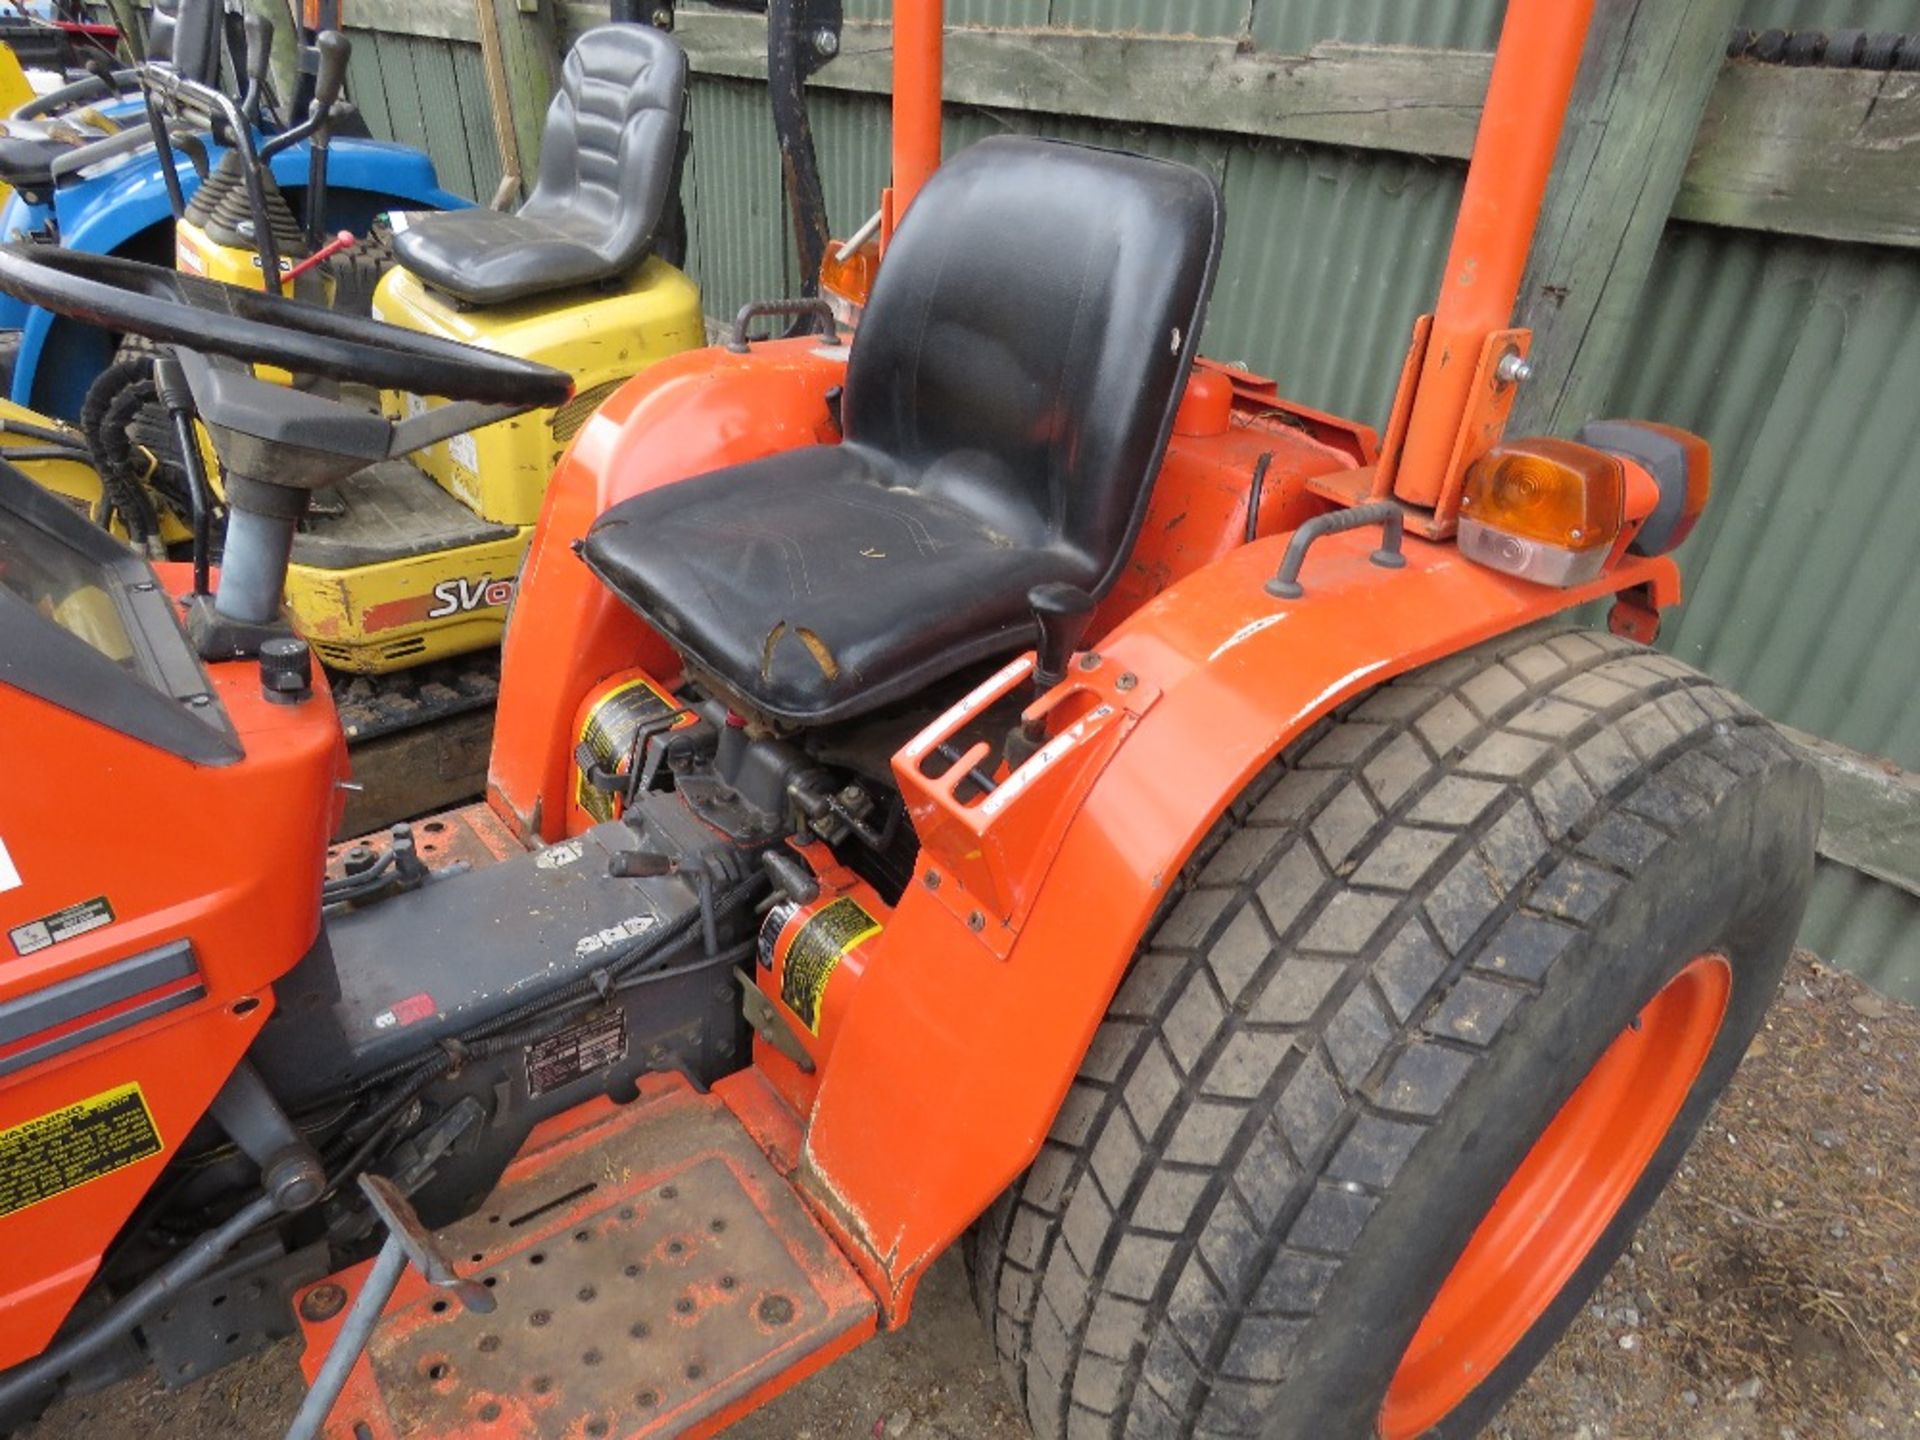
[391,209,619,307]
[0,124,73,197]
[581,444,1103,725]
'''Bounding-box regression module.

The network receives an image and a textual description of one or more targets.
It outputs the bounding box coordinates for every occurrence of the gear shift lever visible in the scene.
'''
[1006,583,1095,767]
[1030,583,1096,695]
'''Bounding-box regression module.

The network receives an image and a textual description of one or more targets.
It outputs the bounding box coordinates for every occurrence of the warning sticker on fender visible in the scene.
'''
[779,897,881,1036]
[9,895,114,956]
[574,676,695,823]
[526,1008,628,1098]
[0,1082,163,1220]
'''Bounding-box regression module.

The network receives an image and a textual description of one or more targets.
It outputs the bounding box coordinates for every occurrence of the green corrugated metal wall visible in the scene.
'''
[338,29,505,204]
[325,2,1920,998]
[1606,224,1920,998]
[1613,227,1920,771]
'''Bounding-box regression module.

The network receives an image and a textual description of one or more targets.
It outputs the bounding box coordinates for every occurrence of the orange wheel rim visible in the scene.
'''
[1377,954,1732,1439]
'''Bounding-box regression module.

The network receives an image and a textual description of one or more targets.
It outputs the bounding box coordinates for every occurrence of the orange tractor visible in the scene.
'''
[0,1,1817,1436]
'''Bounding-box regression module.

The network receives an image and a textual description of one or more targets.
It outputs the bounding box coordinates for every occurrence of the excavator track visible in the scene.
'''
[331,652,502,837]
[332,651,500,745]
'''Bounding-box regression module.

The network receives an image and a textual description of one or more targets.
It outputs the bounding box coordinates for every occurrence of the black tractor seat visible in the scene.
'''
[391,24,687,307]
[581,136,1224,727]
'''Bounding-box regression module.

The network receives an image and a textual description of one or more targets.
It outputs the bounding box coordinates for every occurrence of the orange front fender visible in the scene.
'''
[801,526,1680,1317]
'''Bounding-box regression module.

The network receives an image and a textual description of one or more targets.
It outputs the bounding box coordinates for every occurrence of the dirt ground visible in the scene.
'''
[27,952,1920,1440]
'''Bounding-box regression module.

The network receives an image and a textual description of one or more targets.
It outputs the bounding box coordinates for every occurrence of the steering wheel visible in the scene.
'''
[0,245,574,409]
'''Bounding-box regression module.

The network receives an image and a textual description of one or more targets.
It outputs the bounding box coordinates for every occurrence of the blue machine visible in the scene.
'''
[0,127,466,416]
[0,2,470,418]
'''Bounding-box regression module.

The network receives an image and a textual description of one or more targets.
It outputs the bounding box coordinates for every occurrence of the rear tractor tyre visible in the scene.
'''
[967,624,1820,1439]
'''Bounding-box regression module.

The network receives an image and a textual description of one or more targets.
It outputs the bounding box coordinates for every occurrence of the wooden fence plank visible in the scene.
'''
[496,8,1911,253]
[1511,0,1742,437]
[370,32,435,162]
[1679,62,1920,252]
[341,27,396,137]
[666,15,1492,159]
[406,38,480,201]
[1791,730,1920,902]
[451,42,508,202]
[334,3,1920,252]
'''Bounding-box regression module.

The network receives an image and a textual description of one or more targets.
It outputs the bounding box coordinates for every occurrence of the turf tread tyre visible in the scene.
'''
[966,624,1817,1440]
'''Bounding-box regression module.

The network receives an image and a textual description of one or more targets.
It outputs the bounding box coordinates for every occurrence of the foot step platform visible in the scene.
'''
[294,1075,877,1439]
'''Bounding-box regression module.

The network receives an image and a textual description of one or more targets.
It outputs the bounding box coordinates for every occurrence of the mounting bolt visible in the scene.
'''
[812,27,840,57]
[923,869,941,891]
[1078,652,1102,671]
[299,1284,348,1323]
[966,911,985,932]
[649,6,672,28]
[1115,672,1139,692]
[1495,351,1534,386]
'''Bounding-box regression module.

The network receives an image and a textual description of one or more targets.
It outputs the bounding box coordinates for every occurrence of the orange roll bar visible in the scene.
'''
[890,0,944,220]
[1393,0,1596,509]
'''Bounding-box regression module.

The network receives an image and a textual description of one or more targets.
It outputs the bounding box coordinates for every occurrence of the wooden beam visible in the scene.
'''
[1678,61,1920,253]
[346,0,482,44]
[1788,729,1920,902]
[664,13,1491,159]
[237,0,303,117]
[345,2,1920,251]
[1509,0,1742,437]
[336,710,494,838]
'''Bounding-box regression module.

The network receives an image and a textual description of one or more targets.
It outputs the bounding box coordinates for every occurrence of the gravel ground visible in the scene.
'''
[27,952,1919,1439]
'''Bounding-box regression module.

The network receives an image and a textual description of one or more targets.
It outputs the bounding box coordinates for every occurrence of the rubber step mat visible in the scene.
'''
[294,1075,877,1439]
[292,459,517,572]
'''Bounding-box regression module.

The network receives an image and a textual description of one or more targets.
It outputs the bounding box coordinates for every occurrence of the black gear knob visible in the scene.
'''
[260,635,313,704]
[1029,582,1096,695]
[311,29,351,115]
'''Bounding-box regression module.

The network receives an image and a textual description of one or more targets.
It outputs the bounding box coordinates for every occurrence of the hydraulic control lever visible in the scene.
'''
[1006,582,1095,768]
[239,11,274,125]
[305,31,352,242]
[257,28,353,243]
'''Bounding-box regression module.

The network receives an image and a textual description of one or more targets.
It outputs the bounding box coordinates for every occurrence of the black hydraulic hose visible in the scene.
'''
[79,357,162,545]
[0,1191,279,1414]
[0,446,94,463]
[169,400,214,596]
[612,937,754,997]
[320,848,401,904]
[0,417,90,451]
[1245,451,1273,544]
[151,355,217,595]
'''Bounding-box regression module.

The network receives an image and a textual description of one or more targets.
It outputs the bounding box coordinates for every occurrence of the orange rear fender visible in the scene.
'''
[488,338,848,841]
[801,527,1680,1318]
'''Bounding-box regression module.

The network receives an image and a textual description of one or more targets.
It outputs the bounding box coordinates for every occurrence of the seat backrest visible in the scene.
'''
[842,136,1223,594]
[149,0,224,89]
[519,24,686,264]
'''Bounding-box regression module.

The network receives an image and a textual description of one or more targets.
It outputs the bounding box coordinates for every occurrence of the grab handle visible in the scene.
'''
[1266,501,1407,600]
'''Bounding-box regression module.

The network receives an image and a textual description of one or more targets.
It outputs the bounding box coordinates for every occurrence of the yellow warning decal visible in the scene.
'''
[0,1082,163,1221]
[574,675,695,823]
[779,897,880,1036]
